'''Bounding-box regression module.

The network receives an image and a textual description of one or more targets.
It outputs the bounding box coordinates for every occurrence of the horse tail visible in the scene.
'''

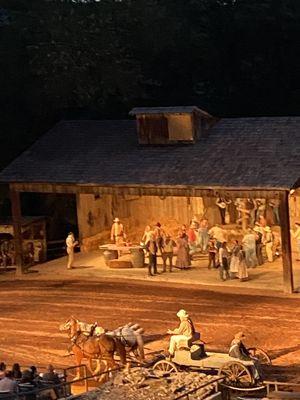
[135,333,145,360]
[114,339,127,365]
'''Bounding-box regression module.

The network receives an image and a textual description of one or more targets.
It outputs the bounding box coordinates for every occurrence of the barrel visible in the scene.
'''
[130,248,145,268]
[103,250,118,266]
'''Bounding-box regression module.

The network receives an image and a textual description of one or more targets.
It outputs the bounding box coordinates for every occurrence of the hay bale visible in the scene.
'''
[108,259,133,269]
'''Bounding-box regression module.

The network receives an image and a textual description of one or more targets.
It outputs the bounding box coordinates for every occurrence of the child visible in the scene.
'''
[207,239,217,269]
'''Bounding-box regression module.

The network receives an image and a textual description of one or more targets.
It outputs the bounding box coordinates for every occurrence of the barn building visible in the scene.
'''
[1,106,300,293]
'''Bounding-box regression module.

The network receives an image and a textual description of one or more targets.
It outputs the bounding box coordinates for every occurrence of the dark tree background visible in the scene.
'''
[0,0,300,171]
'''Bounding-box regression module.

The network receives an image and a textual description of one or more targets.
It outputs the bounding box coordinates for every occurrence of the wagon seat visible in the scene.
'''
[177,332,207,360]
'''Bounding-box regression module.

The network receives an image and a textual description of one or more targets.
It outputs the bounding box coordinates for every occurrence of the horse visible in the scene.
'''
[59,316,126,381]
[104,323,145,361]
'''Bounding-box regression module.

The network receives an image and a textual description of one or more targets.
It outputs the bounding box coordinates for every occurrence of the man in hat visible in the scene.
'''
[146,234,158,276]
[229,332,251,360]
[263,226,274,262]
[229,332,262,380]
[111,218,126,246]
[167,309,195,356]
[253,222,264,265]
[66,232,78,269]
[161,234,176,272]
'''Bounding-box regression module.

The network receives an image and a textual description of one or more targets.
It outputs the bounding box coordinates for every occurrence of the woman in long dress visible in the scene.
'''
[230,240,240,278]
[237,249,249,282]
[176,233,191,269]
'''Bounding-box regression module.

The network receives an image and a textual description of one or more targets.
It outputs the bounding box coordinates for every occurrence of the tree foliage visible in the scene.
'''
[0,0,300,169]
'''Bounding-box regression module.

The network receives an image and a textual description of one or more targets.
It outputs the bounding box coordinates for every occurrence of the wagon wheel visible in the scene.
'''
[219,361,253,388]
[248,347,272,365]
[152,360,178,377]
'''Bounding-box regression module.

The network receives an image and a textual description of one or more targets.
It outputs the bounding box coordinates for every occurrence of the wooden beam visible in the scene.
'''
[279,190,294,293]
[10,188,24,275]
[76,193,83,245]
[10,182,282,200]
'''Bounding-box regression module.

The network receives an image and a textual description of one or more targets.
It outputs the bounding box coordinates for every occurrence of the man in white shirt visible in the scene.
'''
[167,309,195,356]
[66,232,78,269]
[111,218,126,245]
[242,229,258,268]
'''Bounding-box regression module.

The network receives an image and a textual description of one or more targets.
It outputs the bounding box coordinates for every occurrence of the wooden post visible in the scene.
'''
[279,190,294,293]
[10,188,24,275]
[76,193,83,246]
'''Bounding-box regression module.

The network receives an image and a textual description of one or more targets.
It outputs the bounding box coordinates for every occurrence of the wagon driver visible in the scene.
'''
[111,217,126,246]
[167,309,195,357]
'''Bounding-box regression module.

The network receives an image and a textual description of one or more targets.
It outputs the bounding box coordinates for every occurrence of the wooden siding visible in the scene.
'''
[137,115,168,144]
[168,114,193,141]
[9,182,283,200]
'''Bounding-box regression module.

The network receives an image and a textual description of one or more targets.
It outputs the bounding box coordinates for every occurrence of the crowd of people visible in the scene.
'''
[138,212,284,281]
[104,195,300,281]
[0,362,66,399]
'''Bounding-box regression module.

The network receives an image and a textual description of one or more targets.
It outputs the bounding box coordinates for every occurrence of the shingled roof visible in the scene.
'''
[1,117,300,190]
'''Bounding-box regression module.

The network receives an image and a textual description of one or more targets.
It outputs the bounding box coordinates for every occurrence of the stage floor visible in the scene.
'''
[2,249,300,294]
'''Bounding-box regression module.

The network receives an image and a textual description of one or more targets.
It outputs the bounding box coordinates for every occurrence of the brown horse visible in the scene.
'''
[59,316,126,380]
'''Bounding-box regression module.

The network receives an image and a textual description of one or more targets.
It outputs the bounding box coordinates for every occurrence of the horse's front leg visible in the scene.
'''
[74,352,81,380]
[98,360,108,384]
[86,358,95,379]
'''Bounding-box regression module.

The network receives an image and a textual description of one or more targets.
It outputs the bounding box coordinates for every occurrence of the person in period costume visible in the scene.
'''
[207,239,217,269]
[141,225,153,246]
[216,197,231,225]
[208,224,226,250]
[242,229,258,268]
[229,332,250,360]
[290,222,300,261]
[237,248,249,281]
[153,222,165,255]
[66,232,78,269]
[268,198,280,225]
[180,224,189,241]
[110,217,126,245]
[247,198,257,226]
[167,309,195,356]
[176,233,191,269]
[146,236,158,276]
[162,234,176,272]
[197,218,209,253]
[229,240,240,278]
[256,198,266,220]
[229,332,261,380]
[219,242,230,281]
[190,216,200,229]
[187,222,198,257]
[263,226,274,262]
[253,222,264,266]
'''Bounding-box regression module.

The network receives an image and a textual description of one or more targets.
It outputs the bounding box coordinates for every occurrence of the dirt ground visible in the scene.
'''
[0,276,300,384]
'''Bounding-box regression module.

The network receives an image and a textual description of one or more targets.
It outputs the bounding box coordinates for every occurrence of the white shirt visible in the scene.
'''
[66,234,75,250]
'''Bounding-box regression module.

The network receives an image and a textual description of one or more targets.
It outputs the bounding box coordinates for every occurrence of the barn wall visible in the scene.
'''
[77,194,207,251]
[77,194,113,245]
[289,194,300,256]
[77,192,296,252]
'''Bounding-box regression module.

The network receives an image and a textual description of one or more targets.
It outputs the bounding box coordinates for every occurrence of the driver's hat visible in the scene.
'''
[234,331,246,340]
[177,309,189,318]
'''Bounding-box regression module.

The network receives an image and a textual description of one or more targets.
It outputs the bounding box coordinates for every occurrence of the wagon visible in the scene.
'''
[152,342,271,391]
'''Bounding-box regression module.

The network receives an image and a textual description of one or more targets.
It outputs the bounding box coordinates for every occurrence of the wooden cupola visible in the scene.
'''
[129,106,215,145]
